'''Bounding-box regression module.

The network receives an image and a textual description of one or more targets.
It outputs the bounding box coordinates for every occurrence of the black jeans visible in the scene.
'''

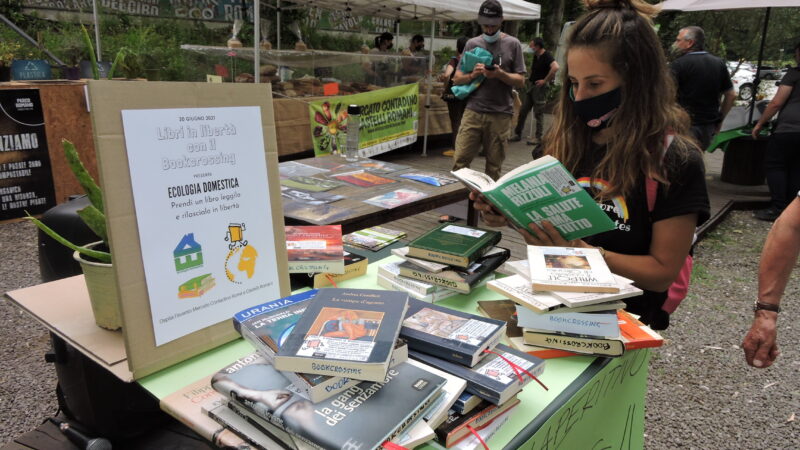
[764,132,800,211]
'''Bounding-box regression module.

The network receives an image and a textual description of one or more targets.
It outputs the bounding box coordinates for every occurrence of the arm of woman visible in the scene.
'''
[603,213,697,292]
[752,85,793,138]
[438,63,455,82]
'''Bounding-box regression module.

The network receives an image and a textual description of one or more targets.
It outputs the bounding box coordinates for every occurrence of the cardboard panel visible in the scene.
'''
[86,81,290,379]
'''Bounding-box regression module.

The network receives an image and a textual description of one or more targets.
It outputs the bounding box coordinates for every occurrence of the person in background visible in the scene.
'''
[470,0,710,330]
[750,42,800,222]
[510,37,559,145]
[742,196,800,368]
[401,34,429,79]
[451,0,526,181]
[439,36,470,157]
[364,32,394,86]
[670,26,736,150]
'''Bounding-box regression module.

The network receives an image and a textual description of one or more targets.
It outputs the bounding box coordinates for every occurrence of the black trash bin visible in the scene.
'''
[720,136,768,186]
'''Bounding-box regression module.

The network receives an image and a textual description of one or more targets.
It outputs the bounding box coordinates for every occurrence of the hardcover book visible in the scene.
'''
[521,310,664,357]
[232,291,361,402]
[343,226,406,251]
[434,397,521,448]
[274,288,409,382]
[398,247,510,294]
[451,155,615,241]
[516,306,621,338]
[211,355,446,450]
[407,224,502,268]
[401,298,506,367]
[409,343,545,405]
[285,225,345,274]
[528,246,619,293]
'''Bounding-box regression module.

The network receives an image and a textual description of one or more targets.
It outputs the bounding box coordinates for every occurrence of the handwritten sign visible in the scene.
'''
[121,106,281,346]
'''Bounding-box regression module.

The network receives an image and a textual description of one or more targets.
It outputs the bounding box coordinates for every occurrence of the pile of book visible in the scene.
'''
[286,225,372,289]
[378,223,511,302]
[485,246,663,358]
[205,287,547,449]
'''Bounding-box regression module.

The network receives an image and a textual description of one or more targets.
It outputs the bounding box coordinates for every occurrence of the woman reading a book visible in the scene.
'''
[472,0,710,329]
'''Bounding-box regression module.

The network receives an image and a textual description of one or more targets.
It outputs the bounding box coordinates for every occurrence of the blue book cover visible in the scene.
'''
[515,306,621,338]
[409,343,546,405]
[400,298,506,367]
[274,288,409,382]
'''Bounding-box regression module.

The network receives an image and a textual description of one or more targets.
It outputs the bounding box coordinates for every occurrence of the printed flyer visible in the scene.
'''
[121,106,281,346]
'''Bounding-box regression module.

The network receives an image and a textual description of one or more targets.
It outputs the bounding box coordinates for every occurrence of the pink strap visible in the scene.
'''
[382,442,408,450]
[483,349,548,391]
[466,425,490,450]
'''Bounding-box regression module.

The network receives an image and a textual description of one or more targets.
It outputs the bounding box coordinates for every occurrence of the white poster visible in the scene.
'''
[121,107,280,346]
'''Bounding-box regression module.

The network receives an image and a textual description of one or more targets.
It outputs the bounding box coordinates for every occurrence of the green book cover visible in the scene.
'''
[407,224,501,267]
[452,156,615,241]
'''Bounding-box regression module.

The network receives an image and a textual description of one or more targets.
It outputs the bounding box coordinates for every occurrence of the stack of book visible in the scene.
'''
[399,298,547,448]
[486,246,663,358]
[378,223,511,300]
[342,225,407,252]
[214,288,471,449]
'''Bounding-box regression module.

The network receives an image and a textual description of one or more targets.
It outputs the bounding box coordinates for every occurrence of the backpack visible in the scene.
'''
[645,134,694,314]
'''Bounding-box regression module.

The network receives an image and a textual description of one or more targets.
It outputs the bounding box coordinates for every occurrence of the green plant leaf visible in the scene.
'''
[76,205,107,244]
[80,23,99,80]
[62,139,104,214]
[108,48,126,79]
[25,214,111,263]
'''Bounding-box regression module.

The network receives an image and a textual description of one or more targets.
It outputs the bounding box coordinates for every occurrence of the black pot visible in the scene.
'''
[0,65,10,82]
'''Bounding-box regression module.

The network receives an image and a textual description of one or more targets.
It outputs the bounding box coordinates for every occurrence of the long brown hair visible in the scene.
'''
[544,0,695,200]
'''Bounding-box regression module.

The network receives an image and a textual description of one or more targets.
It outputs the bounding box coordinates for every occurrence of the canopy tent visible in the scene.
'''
[660,0,800,123]
[256,0,540,155]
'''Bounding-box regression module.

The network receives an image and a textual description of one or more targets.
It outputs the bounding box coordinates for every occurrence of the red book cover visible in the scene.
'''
[285,225,344,274]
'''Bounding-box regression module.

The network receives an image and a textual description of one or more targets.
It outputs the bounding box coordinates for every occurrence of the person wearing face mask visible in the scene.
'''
[470,0,710,330]
[670,26,736,150]
[364,32,395,86]
[451,0,526,181]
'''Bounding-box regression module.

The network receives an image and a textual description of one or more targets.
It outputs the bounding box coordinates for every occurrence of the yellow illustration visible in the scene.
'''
[223,222,258,284]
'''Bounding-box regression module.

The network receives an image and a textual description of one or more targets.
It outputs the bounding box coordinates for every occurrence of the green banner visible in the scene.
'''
[308,84,419,158]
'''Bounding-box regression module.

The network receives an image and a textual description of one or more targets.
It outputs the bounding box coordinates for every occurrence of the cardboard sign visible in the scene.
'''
[0,88,56,220]
[86,80,290,378]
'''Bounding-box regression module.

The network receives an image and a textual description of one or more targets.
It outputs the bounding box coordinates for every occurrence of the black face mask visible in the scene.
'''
[570,86,622,129]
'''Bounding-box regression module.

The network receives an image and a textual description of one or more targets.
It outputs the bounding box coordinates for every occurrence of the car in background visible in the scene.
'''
[727,61,757,101]
[756,65,784,80]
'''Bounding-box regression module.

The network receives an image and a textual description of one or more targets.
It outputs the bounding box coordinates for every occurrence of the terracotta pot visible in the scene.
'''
[73,242,121,330]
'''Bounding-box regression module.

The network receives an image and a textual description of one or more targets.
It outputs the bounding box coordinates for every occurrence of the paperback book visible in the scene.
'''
[528,246,619,293]
[331,170,397,187]
[274,288,409,382]
[232,291,361,402]
[434,397,521,448]
[407,223,501,269]
[399,172,459,187]
[487,274,570,312]
[377,273,466,304]
[280,186,344,205]
[285,225,345,274]
[392,246,451,273]
[311,250,368,289]
[398,247,510,294]
[279,161,330,178]
[343,226,406,251]
[452,392,483,415]
[516,306,621,338]
[401,298,506,367]
[280,175,343,192]
[551,277,643,307]
[363,188,428,209]
[406,359,469,430]
[204,403,292,450]
[451,155,615,240]
[409,343,545,405]
[521,310,664,357]
[211,354,446,450]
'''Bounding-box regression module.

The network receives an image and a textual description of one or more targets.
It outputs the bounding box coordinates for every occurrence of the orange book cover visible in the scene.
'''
[618,309,664,350]
[285,225,345,274]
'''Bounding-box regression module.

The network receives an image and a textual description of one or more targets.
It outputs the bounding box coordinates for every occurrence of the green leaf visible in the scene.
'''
[62,139,104,214]
[25,214,111,263]
[76,205,107,244]
[80,23,99,80]
[108,48,126,80]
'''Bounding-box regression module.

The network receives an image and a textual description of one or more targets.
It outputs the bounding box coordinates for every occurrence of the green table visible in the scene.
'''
[140,256,650,449]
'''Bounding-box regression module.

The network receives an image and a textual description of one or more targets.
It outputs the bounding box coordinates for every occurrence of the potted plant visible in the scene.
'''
[0,40,21,81]
[27,139,121,330]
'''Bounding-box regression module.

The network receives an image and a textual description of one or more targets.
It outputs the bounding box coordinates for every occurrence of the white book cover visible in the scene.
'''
[528,246,619,293]
[515,305,621,338]
[552,275,643,307]
[487,274,566,312]
[392,247,450,273]
[406,359,468,430]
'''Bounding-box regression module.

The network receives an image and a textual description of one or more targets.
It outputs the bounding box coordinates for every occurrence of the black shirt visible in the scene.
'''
[529,50,555,82]
[670,51,734,125]
[576,143,710,328]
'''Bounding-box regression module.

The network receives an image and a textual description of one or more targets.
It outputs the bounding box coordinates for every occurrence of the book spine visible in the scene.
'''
[407,248,469,268]
[288,260,345,274]
[204,406,283,450]
[237,324,277,360]
[516,310,619,338]
[228,399,322,450]
[379,265,437,295]
[313,258,368,288]
[523,331,624,357]
[404,334,472,365]
[398,267,469,294]
[377,274,436,302]
[272,356,386,383]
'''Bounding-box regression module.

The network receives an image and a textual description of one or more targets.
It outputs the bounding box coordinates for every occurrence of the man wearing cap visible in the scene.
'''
[451,0,526,181]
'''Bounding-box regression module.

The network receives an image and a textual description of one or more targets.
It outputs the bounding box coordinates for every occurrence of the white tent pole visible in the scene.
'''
[276,0,281,50]
[254,0,260,83]
[92,0,101,61]
[421,9,436,157]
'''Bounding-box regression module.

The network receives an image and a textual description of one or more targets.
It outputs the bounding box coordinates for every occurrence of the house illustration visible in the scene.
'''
[174,233,204,272]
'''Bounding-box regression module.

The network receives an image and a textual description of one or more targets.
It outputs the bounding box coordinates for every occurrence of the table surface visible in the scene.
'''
[280,157,473,234]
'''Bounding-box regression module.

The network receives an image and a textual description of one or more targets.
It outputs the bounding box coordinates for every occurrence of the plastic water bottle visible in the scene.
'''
[345,104,361,162]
